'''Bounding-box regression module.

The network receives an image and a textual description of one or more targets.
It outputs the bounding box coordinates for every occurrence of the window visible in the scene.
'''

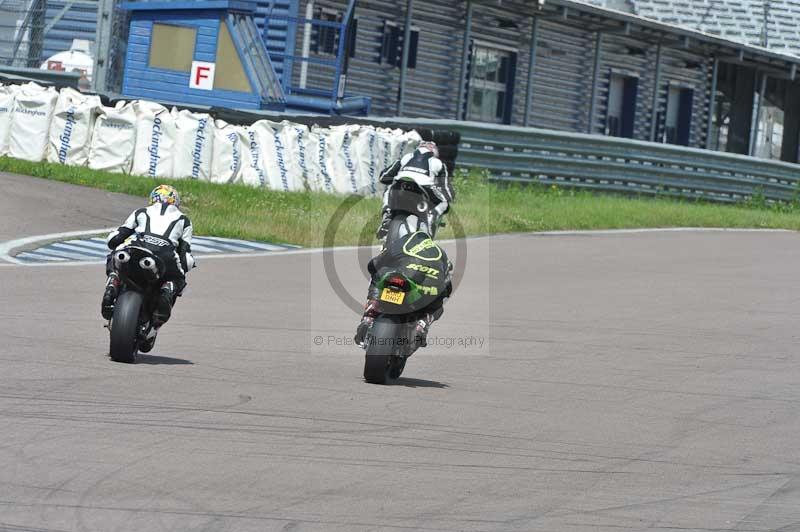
[378,21,418,68]
[313,9,340,55]
[380,22,399,65]
[310,10,357,58]
[605,74,638,138]
[664,85,694,145]
[213,20,252,93]
[148,23,196,72]
[346,18,358,59]
[465,44,517,124]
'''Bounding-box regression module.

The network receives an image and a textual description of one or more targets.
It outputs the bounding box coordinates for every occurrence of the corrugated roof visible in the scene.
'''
[584,0,800,57]
[542,0,800,71]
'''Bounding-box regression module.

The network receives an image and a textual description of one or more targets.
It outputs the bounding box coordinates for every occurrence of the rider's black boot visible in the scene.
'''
[138,328,158,353]
[152,281,175,328]
[376,207,392,239]
[414,313,434,348]
[101,273,120,320]
[354,299,380,347]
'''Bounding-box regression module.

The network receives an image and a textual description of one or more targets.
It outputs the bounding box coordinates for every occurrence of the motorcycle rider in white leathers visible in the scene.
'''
[376,141,455,239]
[101,185,195,350]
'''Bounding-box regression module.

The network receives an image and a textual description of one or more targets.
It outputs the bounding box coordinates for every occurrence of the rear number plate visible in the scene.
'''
[380,288,405,305]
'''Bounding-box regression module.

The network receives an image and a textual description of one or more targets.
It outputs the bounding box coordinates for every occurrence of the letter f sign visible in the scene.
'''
[190,61,216,90]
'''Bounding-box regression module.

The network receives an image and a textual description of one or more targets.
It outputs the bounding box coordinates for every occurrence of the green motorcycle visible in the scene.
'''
[362,231,450,384]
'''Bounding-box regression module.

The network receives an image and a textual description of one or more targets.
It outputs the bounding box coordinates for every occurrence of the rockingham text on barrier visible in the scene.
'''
[0,82,422,196]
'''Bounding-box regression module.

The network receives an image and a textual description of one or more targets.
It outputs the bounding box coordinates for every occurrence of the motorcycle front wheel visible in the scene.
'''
[387,214,425,246]
[109,290,143,364]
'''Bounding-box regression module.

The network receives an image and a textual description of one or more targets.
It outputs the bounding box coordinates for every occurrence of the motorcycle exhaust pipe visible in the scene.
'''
[139,257,158,275]
[114,250,130,267]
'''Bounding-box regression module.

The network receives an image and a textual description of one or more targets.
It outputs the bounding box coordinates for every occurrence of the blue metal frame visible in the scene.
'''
[267,52,338,68]
[261,0,301,92]
[121,1,258,13]
[226,12,286,105]
[330,0,357,107]
[260,0,361,112]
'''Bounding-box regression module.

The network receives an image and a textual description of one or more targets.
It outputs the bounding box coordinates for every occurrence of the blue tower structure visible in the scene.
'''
[120,1,286,110]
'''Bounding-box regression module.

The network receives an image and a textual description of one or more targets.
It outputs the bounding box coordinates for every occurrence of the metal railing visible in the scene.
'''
[379,118,800,204]
[263,0,359,107]
[0,0,46,68]
[56,78,797,204]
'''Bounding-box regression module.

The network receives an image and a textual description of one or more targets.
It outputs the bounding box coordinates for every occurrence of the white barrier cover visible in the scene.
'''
[308,126,335,193]
[277,120,307,191]
[210,119,245,184]
[303,126,323,192]
[327,124,361,194]
[131,100,176,178]
[376,127,398,173]
[386,127,421,161]
[0,85,18,156]
[387,127,405,161]
[240,126,268,188]
[254,119,307,192]
[282,121,311,191]
[9,83,57,162]
[173,109,214,180]
[47,87,101,166]
[0,83,423,198]
[353,125,382,195]
[251,120,294,192]
[88,101,137,174]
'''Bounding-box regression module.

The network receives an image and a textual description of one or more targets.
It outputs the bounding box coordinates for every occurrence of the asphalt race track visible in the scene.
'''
[2,174,800,531]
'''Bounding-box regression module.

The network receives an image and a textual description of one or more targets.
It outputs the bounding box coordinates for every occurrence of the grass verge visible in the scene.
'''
[2,157,799,247]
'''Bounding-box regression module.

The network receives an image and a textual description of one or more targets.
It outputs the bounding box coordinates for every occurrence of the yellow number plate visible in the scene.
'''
[380,288,406,305]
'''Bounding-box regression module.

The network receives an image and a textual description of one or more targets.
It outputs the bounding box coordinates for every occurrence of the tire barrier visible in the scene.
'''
[0,82,434,196]
[205,106,461,177]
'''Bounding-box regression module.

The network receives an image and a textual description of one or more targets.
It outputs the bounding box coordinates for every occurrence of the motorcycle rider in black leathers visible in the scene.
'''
[101,185,195,351]
[354,141,455,347]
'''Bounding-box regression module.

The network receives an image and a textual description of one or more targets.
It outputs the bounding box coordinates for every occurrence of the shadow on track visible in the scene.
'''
[395,377,448,388]
[135,354,194,365]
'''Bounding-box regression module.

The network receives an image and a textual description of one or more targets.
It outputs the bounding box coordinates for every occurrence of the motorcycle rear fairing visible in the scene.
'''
[361,232,451,383]
[385,179,441,243]
[107,237,171,363]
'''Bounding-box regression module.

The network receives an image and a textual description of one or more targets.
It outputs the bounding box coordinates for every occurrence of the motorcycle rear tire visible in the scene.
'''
[109,291,142,364]
[364,317,407,384]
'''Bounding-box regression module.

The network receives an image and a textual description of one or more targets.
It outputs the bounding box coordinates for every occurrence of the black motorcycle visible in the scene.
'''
[384,178,441,245]
[106,239,167,363]
[362,231,450,384]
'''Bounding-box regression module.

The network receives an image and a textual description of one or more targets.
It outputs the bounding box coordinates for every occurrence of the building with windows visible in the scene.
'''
[111,0,800,163]
[281,0,800,162]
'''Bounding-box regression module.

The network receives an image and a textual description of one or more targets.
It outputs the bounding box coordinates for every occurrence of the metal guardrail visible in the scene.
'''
[378,118,800,204]
[0,66,81,88]
[54,89,800,204]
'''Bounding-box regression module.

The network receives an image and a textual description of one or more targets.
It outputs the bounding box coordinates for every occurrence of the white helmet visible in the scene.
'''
[418,141,439,158]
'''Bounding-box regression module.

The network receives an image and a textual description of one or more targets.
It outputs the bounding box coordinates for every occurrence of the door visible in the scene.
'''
[606,74,638,138]
[665,85,694,146]
[465,43,517,124]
